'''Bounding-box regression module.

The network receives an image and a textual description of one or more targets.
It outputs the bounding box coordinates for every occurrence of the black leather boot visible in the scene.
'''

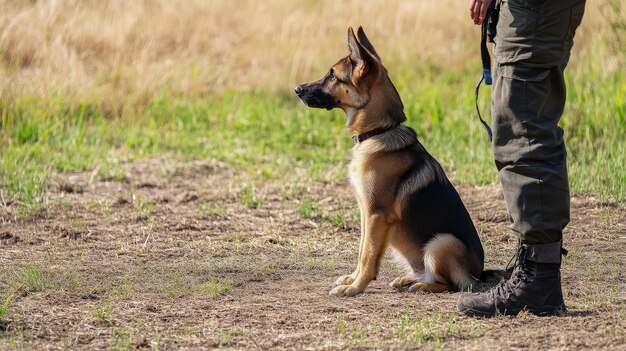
[457,240,567,317]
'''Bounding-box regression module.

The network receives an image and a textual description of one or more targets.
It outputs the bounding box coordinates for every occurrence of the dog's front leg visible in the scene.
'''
[333,202,365,286]
[330,212,389,297]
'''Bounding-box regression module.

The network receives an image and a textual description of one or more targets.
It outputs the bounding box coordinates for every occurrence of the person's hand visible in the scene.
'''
[469,0,494,25]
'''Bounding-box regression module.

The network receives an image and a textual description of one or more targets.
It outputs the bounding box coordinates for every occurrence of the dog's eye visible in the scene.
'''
[329,70,336,81]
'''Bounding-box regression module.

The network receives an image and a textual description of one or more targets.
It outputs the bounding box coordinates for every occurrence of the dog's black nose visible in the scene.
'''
[294,85,303,95]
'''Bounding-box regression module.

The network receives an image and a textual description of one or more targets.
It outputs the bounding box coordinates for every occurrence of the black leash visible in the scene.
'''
[475,0,499,142]
[475,75,492,142]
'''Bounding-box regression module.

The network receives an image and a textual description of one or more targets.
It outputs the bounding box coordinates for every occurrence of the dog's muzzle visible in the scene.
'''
[295,84,335,110]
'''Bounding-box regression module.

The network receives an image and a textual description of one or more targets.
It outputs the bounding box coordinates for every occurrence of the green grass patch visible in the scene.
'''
[92,299,116,327]
[163,273,233,298]
[239,183,264,209]
[0,291,14,321]
[112,322,136,351]
[394,309,484,348]
[16,265,81,292]
[336,314,372,346]
[1,58,624,213]
[18,265,58,292]
[298,198,321,219]
[198,201,227,218]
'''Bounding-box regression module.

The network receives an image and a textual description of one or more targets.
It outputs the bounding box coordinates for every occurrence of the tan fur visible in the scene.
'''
[422,234,476,290]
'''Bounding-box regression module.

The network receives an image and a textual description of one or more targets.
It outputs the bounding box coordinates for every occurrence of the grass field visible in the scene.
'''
[1,0,625,350]
[1,0,625,212]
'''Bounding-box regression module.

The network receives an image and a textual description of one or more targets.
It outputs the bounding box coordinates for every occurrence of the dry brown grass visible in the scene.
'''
[0,0,620,105]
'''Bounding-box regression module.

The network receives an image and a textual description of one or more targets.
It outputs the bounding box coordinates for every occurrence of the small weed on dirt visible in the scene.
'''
[395,309,484,349]
[163,273,233,298]
[239,183,264,209]
[92,299,116,327]
[0,292,14,321]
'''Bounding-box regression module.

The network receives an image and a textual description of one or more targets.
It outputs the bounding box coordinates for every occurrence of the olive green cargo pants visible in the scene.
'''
[491,0,586,245]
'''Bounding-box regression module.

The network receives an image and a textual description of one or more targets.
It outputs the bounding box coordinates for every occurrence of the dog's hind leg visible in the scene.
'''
[390,276,419,290]
[408,233,475,293]
[388,235,426,291]
[407,281,449,293]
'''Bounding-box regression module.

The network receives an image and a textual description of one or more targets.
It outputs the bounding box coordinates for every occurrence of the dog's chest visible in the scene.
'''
[348,150,372,203]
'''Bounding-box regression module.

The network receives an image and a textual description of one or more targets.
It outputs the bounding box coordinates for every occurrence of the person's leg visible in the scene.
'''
[494,0,586,246]
[493,63,570,246]
[458,0,585,316]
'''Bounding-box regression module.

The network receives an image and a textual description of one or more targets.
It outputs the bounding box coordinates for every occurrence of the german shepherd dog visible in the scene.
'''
[295,27,485,296]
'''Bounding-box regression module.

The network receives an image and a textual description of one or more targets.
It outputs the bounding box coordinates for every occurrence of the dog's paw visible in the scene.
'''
[334,274,355,287]
[407,281,448,293]
[329,284,362,297]
[389,276,418,291]
[407,282,429,293]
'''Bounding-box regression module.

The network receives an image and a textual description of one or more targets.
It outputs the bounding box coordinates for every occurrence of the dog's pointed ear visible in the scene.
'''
[356,26,380,61]
[347,27,377,77]
[347,27,362,64]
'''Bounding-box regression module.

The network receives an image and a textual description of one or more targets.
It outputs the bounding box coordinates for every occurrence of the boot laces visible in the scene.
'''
[489,244,531,299]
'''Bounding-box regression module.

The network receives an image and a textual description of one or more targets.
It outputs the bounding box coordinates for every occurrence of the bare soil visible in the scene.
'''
[1,158,625,350]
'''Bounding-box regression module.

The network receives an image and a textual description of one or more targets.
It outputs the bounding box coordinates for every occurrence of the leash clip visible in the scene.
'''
[483,68,492,85]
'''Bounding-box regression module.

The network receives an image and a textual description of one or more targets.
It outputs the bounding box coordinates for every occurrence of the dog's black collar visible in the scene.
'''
[351,125,398,144]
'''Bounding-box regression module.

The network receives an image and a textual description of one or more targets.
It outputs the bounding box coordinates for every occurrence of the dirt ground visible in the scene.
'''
[1,158,625,350]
